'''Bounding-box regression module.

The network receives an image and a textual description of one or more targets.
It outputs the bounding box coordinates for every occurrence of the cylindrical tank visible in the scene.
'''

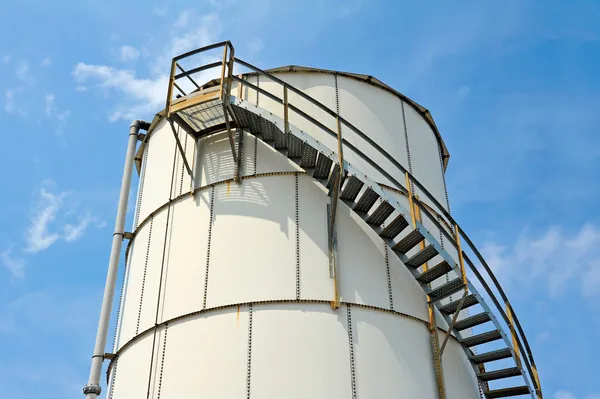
[108,66,480,398]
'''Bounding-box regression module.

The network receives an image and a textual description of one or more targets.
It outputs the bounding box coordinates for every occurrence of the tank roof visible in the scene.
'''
[244,65,450,170]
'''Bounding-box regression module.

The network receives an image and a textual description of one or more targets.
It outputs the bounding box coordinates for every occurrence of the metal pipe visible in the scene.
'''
[83,119,150,398]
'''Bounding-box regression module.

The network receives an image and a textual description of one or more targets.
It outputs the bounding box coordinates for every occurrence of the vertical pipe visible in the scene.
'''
[83,120,148,399]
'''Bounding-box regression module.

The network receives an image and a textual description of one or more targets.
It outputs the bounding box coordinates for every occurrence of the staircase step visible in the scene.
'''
[417,261,452,284]
[454,312,491,331]
[484,386,530,398]
[406,244,438,267]
[340,176,363,201]
[366,202,394,225]
[440,294,478,314]
[273,126,287,149]
[380,216,409,239]
[287,135,303,159]
[469,348,513,364]
[354,187,379,213]
[428,278,464,300]
[393,230,424,253]
[460,330,502,347]
[300,145,318,169]
[313,154,333,179]
[326,164,340,191]
[478,367,521,381]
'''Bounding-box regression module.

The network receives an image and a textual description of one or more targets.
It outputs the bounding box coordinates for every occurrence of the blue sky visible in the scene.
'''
[0,1,598,398]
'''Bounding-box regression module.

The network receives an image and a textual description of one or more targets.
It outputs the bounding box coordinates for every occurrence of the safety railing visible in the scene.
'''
[164,41,542,398]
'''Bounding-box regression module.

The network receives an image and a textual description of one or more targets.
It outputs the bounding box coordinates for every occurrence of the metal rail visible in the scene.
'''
[162,42,543,398]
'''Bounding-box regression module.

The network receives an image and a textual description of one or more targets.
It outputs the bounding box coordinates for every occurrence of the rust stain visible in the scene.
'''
[227,181,231,196]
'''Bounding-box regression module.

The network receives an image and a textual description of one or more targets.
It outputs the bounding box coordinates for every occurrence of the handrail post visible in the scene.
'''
[165,59,176,118]
[219,44,228,101]
[506,301,522,367]
[453,225,468,292]
[283,87,289,134]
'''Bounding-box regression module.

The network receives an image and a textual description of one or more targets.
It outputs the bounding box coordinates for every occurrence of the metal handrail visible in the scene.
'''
[164,45,542,397]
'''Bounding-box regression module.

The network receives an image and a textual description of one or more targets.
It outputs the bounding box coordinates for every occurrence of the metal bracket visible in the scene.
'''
[439,290,469,356]
[327,200,340,309]
[123,232,133,240]
[167,118,193,178]
[103,353,117,361]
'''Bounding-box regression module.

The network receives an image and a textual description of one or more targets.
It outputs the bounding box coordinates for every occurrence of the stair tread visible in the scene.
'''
[406,244,438,267]
[393,230,424,253]
[428,278,464,300]
[454,312,491,330]
[478,367,521,381]
[440,294,478,314]
[460,330,502,347]
[484,386,530,398]
[469,348,513,364]
[380,215,409,239]
[417,261,452,284]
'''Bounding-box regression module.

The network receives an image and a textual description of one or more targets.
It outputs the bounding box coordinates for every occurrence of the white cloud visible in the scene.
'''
[0,247,25,279]
[25,180,69,253]
[247,37,264,56]
[1,55,10,64]
[120,45,140,62]
[482,224,600,298]
[44,93,70,134]
[5,88,23,115]
[456,85,471,100]
[554,391,600,399]
[72,11,223,121]
[16,60,32,84]
[44,94,54,116]
[41,58,52,67]
[64,214,105,242]
[153,6,167,16]
[75,86,88,92]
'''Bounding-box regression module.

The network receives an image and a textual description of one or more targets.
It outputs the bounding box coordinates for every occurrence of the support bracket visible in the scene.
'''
[167,118,193,178]
[327,201,340,309]
[439,290,469,356]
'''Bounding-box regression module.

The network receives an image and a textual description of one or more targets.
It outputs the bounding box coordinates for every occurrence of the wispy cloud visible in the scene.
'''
[41,58,52,67]
[119,45,140,62]
[0,247,25,279]
[482,224,600,298]
[72,11,223,121]
[25,180,69,254]
[1,55,10,64]
[44,93,71,134]
[247,37,264,56]
[16,60,33,84]
[64,214,105,242]
[4,88,25,115]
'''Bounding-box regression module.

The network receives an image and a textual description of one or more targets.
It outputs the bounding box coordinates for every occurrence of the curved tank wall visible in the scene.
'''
[108,71,481,398]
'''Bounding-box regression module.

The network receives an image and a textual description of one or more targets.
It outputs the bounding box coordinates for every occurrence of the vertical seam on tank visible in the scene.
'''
[253,136,258,175]
[146,134,178,399]
[135,139,150,229]
[156,324,168,399]
[256,75,260,106]
[246,304,253,399]
[347,304,357,399]
[385,244,394,310]
[179,132,188,196]
[295,173,300,300]
[136,217,153,335]
[436,141,452,301]
[334,74,340,114]
[203,186,215,309]
[107,359,118,399]
[112,245,131,352]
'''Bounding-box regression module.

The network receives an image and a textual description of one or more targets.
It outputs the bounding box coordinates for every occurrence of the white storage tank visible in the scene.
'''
[84,42,541,399]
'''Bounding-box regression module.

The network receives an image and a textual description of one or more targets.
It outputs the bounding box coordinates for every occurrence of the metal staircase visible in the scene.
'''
[159,41,543,399]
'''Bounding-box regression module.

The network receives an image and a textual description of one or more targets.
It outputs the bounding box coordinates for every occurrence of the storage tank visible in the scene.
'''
[83,42,543,399]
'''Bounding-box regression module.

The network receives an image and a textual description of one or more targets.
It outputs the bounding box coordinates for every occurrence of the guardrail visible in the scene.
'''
[164,41,542,398]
